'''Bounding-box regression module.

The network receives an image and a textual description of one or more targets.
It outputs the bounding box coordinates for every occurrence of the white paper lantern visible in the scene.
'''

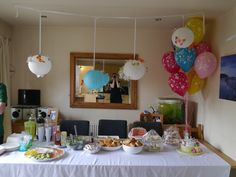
[27,55,52,78]
[171,27,194,48]
[118,66,130,81]
[123,60,145,80]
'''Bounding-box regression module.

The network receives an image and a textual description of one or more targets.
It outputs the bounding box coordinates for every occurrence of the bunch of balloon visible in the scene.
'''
[162,17,217,131]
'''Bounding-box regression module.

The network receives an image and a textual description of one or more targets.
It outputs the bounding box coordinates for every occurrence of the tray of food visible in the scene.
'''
[24,147,65,162]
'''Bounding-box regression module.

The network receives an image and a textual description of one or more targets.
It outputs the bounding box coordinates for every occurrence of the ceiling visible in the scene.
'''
[0,0,236,28]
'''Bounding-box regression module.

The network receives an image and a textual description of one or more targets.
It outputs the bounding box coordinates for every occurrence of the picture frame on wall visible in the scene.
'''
[219,54,236,101]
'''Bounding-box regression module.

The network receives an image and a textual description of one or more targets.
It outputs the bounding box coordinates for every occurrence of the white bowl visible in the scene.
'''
[122,144,143,154]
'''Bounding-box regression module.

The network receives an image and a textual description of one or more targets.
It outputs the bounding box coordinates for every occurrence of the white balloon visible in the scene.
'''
[172,27,194,48]
[123,60,145,80]
[27,55,52,78]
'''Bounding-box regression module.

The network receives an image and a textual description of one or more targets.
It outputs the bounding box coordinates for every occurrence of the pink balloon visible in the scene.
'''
[168,71,188,96]
[162,51,180,73]
[195,42,211,56]
[194,52,217,79]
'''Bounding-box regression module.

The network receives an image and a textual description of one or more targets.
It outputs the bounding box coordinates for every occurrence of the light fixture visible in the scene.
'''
[123,18,145,80]
[83,18,109,91]
[27,13,52,78]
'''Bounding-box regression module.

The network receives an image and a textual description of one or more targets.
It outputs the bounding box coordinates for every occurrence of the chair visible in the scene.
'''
[175,124,204,140]
[60,120,90,136]
[98,119,127,138]
[131,121,163,136]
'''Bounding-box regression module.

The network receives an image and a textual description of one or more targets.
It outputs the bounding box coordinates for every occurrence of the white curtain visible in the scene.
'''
[0,35,11,140]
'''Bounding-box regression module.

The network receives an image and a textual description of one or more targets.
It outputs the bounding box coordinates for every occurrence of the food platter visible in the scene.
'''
[176,148,204,156]
[24,147,65,162]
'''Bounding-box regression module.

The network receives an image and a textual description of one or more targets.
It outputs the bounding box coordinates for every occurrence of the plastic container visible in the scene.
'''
[24,113,36,140]
[158,98,184,124]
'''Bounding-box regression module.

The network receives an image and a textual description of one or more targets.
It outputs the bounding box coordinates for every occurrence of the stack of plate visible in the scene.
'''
[0,146,5,155]
[0,143,19,152]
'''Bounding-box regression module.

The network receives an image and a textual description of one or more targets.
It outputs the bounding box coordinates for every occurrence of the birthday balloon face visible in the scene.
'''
[162,51,180,74]
[171,27,194,48]
[175,48,196,72]
[168,71,188,96]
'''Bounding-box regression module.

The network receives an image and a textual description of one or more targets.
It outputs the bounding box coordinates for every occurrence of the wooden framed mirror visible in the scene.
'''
[70,52,138,109]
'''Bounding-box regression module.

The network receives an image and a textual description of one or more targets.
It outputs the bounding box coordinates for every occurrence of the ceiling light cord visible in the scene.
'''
[133,18,137,60]
[93,18,97,69]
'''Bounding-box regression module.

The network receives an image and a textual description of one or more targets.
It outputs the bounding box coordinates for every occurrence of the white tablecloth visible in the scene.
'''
[0,144,230,177]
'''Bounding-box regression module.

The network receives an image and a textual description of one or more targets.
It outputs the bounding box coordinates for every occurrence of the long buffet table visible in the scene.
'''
[0,142,231,177]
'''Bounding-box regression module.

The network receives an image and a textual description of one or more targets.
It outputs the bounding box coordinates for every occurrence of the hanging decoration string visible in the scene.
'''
[133,18,137,60]
[93,18,97,69]
[39,12,42,54]
[15,5,205,26]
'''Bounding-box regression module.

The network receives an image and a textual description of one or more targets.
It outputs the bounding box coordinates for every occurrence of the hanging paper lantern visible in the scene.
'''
[175,48,196,72]
[168,71,188,96]
[185,17,204,45]
[123,60,145,80]
[84,70,109,90]
[27,55,52,78]
[194,52,217,79]
[162,51,180,73]
[118,66,129,81]
[171,27,194,48]
[195,41,211,56]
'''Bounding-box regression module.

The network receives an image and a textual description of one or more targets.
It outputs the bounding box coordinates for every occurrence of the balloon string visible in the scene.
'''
[184,93,189,132]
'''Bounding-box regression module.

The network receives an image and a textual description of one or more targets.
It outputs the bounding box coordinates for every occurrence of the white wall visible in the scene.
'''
[11,25,173,125]
[192,7,236,160]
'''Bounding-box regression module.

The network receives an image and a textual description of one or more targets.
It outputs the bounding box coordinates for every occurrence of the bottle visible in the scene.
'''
[24,113,36,141]
[54,125,61,145]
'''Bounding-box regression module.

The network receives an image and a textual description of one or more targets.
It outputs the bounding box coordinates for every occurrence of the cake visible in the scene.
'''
[180,137,202,154]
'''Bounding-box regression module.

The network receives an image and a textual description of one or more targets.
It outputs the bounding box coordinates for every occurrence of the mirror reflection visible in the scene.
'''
[70,52,137,109]
[75,59,130,103]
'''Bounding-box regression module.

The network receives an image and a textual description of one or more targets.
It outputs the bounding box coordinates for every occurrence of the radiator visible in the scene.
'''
[90,124,98,137]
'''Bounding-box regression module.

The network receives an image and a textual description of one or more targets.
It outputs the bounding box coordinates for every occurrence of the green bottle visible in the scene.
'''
[24,113,36,141]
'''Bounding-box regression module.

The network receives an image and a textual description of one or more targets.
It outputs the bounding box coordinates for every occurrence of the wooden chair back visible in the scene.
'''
[174,124,204,140]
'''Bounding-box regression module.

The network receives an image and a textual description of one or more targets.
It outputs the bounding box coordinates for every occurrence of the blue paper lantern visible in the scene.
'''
[84,70,109,90]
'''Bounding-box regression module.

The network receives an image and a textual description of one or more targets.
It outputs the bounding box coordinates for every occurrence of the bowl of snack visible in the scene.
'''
[122,138,143,154]
[66,136,84,150]
[99,138,122,151]
[83,143,101,154]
